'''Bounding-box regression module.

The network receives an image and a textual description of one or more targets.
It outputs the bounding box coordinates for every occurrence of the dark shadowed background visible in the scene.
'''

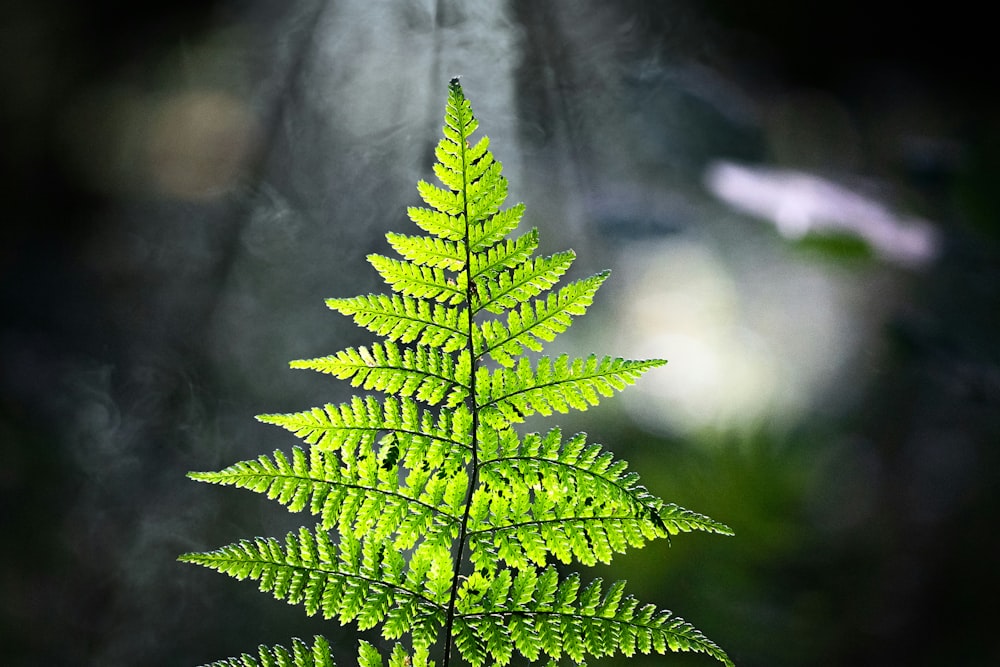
[3,1,998,665]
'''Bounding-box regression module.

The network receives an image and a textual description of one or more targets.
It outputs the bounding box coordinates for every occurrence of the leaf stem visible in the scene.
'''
[441,81,479,667]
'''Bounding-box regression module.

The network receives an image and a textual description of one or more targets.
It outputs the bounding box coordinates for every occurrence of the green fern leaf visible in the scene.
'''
[367,254,466,305]
[180,528,447,632]
[291,341,470,407]
[199,635,336,667]
[188,445,462,549]
[656,503,737,537]
[324,295,466,351]
[406,203,464,240]
[415,180,463,218]
[476,271,609,366]
[433,133,489,190]
[256,396,472,456]
[461,426,697,569]
[468,203,523,252]
[356,641,382,667]
[468,228,539,283]
[182,78,731,667]
[385,232,465,271]
[478,355,667,427]
[473,249,577,314]
[456,570,732,666]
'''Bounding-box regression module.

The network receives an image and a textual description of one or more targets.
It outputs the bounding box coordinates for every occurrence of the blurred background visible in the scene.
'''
[2,0,998,665]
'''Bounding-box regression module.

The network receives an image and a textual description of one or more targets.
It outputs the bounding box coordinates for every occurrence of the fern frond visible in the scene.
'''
[465,160,508,223]
[468,203,524,252]
[472,250,578,315]
[433,134,490,192]
[460,427,685,569]
[325,294,466,352]
[452,570,734,667]
[461,137,492,182]
[468,228,539,283]
[480,427,707,534]
[655,503,736,537]
[478,355,667,427]
[407,204,464,240]
[256,395,471,454]
[183,79,732,667]
[357,641,434,667]
[415,180,463,218]
[180,528,446,642]
[468,506,660,570]
[476,272,610,366]
[291,341,470,407]
[367,254,466,305]
[187,446,463,549]
[199,635,336,667]
[385,232,464,271]
[443,83,477,139]
[356,641,382,667]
